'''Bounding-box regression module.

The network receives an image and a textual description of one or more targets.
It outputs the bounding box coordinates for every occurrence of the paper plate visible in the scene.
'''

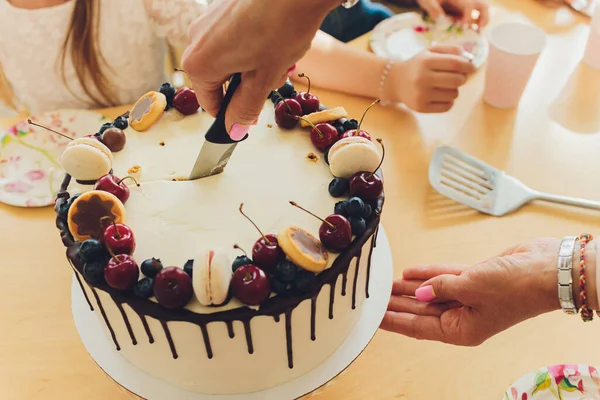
[370,12,489,68]
[503,364,600,400]
[0,110,106,208]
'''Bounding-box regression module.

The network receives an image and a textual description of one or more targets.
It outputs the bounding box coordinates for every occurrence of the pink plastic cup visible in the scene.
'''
[483,22,547,109]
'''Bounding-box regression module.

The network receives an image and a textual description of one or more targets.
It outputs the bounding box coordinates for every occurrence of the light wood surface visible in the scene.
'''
[2,1,600,399]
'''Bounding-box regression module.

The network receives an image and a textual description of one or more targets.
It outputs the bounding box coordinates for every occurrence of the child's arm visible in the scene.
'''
[143,0,207,48]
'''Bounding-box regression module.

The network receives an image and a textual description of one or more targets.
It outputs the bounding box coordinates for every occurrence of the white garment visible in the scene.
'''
[0,0,206,115]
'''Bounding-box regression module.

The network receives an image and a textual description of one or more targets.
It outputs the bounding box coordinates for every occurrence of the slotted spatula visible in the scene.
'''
[429,146,600,216]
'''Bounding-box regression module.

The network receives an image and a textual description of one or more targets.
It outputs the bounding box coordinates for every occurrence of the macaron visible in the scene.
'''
[278,226,328,272]
[328,137,381,179]
[61,137,113,182]
[193,248,232,306]
[67,190,126,242]
[129,91,167,132]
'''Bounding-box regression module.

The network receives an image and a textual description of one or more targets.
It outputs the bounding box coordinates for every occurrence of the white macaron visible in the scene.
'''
[193,248,232,306]
[61,137,113,181]
[328,137,381,179]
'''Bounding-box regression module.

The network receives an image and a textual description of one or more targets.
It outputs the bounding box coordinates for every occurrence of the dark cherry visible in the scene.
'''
[173,86,200,115]
[274,98,302,129]
[294,73,320,115]
[309,122,338,152]
[240,204,285,272]
[153,267,193,309]
[141,258,163,278]
[94,174,139,204]
[231,264,271,305]
[289,201,352,253]
[348,138,385,201]
[103,222,136,255]
[104,254,139,291]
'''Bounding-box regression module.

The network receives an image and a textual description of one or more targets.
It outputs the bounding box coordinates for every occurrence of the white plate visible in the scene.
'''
[503,364,600,400]
[0,110,105,207]
[370,12,489,68]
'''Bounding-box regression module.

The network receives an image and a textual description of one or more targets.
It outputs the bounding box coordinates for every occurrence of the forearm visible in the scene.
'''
[294,31,388,100]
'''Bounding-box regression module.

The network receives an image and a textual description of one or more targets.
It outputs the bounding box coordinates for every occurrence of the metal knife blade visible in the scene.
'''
[189,73,246,180]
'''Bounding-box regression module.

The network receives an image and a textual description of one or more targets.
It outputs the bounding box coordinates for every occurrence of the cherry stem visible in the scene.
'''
[239,203,272,245]
[357,99,381,132]
[298,73,311,93]
[244,269,252,282]
[27,119,73,140]
[289,201,335,229]
[99,216,120,239]
[296,116,323,139]
[117,175,141,187]
[103,239,121,263]
[233,244,247,256]
[368,138,385,179]
[273,91,293,114]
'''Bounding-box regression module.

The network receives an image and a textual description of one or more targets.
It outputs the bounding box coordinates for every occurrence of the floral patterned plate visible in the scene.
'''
[0,110,106,207]
[370,12,489,69]
[503,364,600,400]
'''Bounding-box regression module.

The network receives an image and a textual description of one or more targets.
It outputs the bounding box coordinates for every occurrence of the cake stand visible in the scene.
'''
[71,226,394,400]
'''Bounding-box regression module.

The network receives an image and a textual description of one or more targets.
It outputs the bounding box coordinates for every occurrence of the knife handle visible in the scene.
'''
[205,73,248,144]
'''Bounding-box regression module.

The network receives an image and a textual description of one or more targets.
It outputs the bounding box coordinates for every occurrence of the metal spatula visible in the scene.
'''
[428,146,600,216]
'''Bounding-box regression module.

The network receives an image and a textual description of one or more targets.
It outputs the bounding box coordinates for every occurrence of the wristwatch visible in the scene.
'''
[341,0,360,8]
[558,236,579,315]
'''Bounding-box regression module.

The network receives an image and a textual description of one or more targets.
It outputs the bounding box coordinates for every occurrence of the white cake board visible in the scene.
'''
[71,227,394,400]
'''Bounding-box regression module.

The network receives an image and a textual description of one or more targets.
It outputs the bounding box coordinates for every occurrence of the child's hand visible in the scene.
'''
[418,0,490,28]
[390,44,475,113]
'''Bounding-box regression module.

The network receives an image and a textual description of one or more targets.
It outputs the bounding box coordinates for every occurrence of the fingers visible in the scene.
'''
[391,278,424,296]
[473,1,489,27]
[424,102,454,113]
[380,311,450,342]
[402,264,467,281]
[427,52,476,75]
[387,295,461,317]
[430,72,467,89]
[189,79,225,118]
[433,88,460,102]
[418,0,445,20]
[416,274,465,302]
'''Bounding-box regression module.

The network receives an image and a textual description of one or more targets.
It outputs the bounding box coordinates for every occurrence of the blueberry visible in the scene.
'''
[183,259,193,277]
[133,277,154,299]
[328,178,349,198]
[271,278,289,295]
[159,82,176,110]
[349,216,367,236]
[268,90,280,103]
[79,239,107,263]
[293,270,316,293]
[275,260,297,283]
[334,200,348,216]
[290,90,298,98]
[57,200,70,220]
[67,193,81,206]
[324,147,331,165]
[346,197,365,217]
[232,255,252,272]
[333,120,345,136]
[273,96,283,107]
[343,119,359,131]
[277,81,295,98]
[141,258,163,278]
[83,260,106,285]
[113,116,128,130]
[99,122,113,135]
[362,203,373,220]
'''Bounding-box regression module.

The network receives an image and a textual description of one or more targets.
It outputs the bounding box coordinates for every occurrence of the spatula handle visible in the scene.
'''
[535,192,600,210]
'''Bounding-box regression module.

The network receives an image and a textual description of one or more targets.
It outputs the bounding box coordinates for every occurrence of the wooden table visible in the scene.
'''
[2,1,600,399]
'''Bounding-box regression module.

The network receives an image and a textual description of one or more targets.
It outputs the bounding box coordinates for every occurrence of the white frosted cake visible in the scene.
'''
[53,81,385,395]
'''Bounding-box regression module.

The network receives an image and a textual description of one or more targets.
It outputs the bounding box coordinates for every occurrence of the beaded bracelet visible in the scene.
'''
[579,233,594,322]
[378,59,394,107]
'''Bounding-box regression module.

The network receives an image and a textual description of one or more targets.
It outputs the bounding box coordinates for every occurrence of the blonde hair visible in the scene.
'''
[0,0,116,111]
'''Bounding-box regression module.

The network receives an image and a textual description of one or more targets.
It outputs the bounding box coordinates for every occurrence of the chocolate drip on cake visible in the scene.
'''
[139,315,154,343]
[72,266,94,311]
[115,302,137,345]
[57,173,384,369]
[365,228,377,299]
[91,288,120,351]
[310,296,317,341]
[351,252,362,310]
[225,320,235,338]
[161,321,178,359]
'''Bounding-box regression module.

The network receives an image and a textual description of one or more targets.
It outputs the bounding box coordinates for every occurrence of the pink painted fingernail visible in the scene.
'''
[415,285,436,302]
[286,64,297,77]
[230,123,249,141]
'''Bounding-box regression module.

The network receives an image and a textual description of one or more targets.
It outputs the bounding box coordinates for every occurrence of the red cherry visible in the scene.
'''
[252,233,285,272]
[294,73,320,115]
[153,267,193,309]
[103,222,136,255]
[231,264,271,305]
[341,129,371,141]
[94,174,139,204]
[275,98,302,129]
[173,86,200,115]
[309,123,339,152]
[104,254,139,291]
[318,214,352,252]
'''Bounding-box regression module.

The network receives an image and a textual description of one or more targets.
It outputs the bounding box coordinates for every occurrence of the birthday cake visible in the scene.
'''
[53,79,385,395]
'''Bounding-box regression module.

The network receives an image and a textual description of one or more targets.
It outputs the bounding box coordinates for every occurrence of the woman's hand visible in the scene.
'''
[387,44,475,113]
[418,0,490,28]
[380,238,564,346]
[181,0,338,139]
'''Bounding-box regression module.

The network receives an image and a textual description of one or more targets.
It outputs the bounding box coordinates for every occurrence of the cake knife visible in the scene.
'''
[189,73,247,180]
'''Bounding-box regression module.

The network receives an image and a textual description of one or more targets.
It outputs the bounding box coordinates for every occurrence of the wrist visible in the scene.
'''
[571,239,598,311]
